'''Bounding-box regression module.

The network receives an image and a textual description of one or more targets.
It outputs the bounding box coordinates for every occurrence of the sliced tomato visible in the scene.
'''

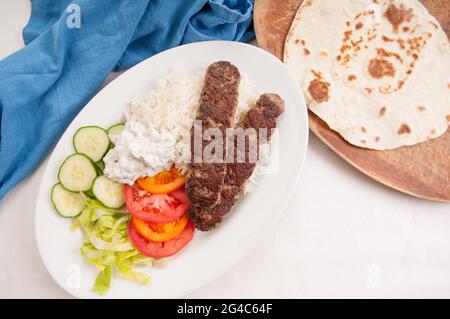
[137,167,185,194]
[124,183,190,223]
[128,220,195,258]
[132,214,189,243]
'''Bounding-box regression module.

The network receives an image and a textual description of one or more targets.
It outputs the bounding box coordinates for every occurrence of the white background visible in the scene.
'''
[0,0,449,299]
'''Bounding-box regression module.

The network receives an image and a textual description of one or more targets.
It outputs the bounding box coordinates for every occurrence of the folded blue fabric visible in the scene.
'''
[0,0,255,199]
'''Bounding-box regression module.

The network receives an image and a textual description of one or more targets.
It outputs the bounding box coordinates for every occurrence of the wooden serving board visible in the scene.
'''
[254,0,450,203]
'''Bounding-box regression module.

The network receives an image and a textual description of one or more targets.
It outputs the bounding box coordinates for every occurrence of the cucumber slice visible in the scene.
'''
[92,175,124,208]
[107,123,125,148]
[58,154,97,192]
[107,123,125,137]
[51,183,86,218]
[73,126,110,162]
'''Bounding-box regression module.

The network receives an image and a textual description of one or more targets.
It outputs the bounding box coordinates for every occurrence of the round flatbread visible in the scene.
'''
[284,0,450,150]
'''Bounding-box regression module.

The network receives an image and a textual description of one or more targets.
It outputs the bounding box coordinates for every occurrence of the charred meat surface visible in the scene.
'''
[186,61,241,209]
[190,93,285,231]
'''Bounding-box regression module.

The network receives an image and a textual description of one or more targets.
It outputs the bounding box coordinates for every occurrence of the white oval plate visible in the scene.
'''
[34,41,308,299]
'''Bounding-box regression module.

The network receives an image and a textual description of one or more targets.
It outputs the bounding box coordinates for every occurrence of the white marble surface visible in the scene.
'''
[0,0,449,299]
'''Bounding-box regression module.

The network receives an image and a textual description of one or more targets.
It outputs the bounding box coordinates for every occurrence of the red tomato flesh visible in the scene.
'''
[124,183,190,223]
[128,220,195,258]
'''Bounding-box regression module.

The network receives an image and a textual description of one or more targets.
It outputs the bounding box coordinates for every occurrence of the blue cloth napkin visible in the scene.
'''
[0,0,254,199]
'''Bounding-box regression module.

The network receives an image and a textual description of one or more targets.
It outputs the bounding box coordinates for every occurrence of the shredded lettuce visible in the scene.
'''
[117,269,150,285]
[92,265,112,295]
[74,199,153,294]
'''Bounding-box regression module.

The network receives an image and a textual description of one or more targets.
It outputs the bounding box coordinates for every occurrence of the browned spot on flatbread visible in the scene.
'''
[311,69,322,79]
[379,106,387,116]
[360,139,366,144]
[376,47,403,63]
[343,30,352,42]
[348,74,357,81]
[430,128,436,135]
[365,87,373,94]
[340,44,351,54]
[397,38,406,49]
[446,115,450,122]
[379,84,393,94]
[361,126,367,133]
[384,3,413,33]
[308,79,330,103]
[351,37,364,49]
[320,51,328,57]
[417,105,427,112]
[398,123,412,135]
[429,20,438,29]
[304,48,310,55]
[375,136,381,142]
[368,58,396,79]
[355,22,363,30]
